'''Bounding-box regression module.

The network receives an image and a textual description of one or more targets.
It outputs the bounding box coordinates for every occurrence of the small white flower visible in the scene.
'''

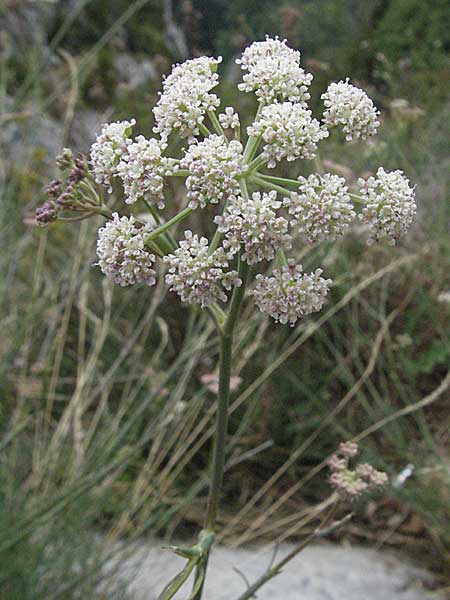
[153,56,221,142]
[116,136,176,209]
[164,231,241,307]
[284,173,356,244]
[181,135,243,209]
[247,102,328,168]
[322,79,380,141]
[250,260,332,325]
[96,213,156,287]
[215,191,291,264]
[218,107,240,130]
[358,167,416,245]
[236,36,313,105]
[90,119,135,191]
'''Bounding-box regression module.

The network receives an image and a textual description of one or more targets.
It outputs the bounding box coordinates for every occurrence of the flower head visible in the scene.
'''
[358,167,416,245]
[215,191,291,264]
[284,173,356,244]
[181,135,243,209]
[153,56,221,142]
[35,201,59,225]
[56,148,75,171]
[250,260,332,325]
[90,120,135,191]
[328,441,388,500]
[247,102,328,168]
[164,231,241,306]
[321,79,379,141]
[96,213,156,287]
[236,36,313,105]
[116,136,175,208]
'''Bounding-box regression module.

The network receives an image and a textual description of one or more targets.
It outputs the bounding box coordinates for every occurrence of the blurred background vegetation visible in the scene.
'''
[1,0,449,598]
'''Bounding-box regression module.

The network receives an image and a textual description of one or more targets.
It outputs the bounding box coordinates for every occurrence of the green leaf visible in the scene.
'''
[157,557,197,600]
[187,560,206,600]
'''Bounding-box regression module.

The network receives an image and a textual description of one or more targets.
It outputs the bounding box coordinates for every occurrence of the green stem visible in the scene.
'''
[78,180,99,203]
[233,503,347,600]
[250,175,292,197]
[198,122,211,137]
[348,192,365,203]
[257,174,364,204]
[209,196,231,255]
[242,134,262,164]
[145,202,178,250]
[144,200,161,224]
[257,174,299,188]
[242,103,263,163]
[207,110,225,136]
[148,240,165,258]
[170,169,191,177]
[275,249,289,268]
[207,303,226,332]
[239,178,250,200]
[209,228,222,254]
[247,154,267,173]
[59,213,95,222]
[144,207,193,245]
[92,206,113,219]
[208,257,249,527]
[192,256,250,600]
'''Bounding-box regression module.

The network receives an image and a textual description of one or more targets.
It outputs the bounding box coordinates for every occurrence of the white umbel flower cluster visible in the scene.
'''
[90,119,135,191]
[215,191,291,264]
[164,231,241,307]
[247,102,328,168]
[180,135,243,209]
[218,107,240,130]
[153,56,221,142]
[250,260,332,325]
[96,213,156,287]
[116,136,176,208]
[322,79,380,141]
[284,173,356,244]
[358,167,416,245]
[236,36,313,105]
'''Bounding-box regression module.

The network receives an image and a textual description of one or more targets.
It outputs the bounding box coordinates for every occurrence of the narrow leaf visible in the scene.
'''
[157,558,197,600]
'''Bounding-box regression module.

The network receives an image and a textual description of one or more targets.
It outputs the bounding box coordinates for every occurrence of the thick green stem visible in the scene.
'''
[193,257,249,599]
[207,257,249,526]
